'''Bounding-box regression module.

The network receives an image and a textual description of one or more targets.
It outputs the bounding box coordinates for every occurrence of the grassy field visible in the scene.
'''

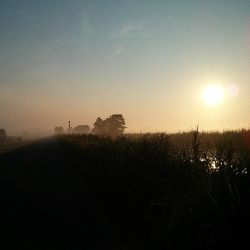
[1,130,250,249]
[61,129,250,249]
[0,142,28,155]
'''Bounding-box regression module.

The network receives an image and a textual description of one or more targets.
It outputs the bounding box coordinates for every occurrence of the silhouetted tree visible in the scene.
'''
[92,117,106,135]
[0,128,7,143]
[54,126,64,135]
[73,125,90,134]
[92,114,126,137]
[105,114,126,137]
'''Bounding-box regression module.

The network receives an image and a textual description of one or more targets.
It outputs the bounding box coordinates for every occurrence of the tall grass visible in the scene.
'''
[60,129,250,249]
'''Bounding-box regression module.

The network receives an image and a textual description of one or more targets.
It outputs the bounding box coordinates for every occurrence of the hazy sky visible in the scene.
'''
[0,0,249,135]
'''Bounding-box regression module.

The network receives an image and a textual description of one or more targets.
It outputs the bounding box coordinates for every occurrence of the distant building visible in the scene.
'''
[73,125,90,134]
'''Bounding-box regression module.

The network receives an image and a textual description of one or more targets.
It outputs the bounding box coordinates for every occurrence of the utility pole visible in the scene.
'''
[68,121,71,134]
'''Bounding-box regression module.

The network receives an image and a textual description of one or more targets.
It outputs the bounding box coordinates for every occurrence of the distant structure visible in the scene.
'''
[54,126,64,135]
[68,121,71,134]
[73,125,90,134]
[0,128,7,143]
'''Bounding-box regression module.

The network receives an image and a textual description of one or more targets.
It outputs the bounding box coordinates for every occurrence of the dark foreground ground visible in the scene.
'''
[1,133,250,249]
[0,138,111,250]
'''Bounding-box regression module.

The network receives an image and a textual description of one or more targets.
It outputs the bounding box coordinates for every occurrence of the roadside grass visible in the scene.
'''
[59,129,250,249]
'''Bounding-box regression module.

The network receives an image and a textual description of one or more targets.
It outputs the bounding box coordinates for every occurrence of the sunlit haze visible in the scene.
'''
[202,84,224,107]
[0,0,249,135]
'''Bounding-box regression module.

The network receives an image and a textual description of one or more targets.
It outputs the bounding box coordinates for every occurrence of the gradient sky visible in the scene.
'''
[0,0,249,135]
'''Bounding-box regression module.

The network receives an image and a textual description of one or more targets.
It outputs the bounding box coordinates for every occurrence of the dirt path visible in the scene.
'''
[0,138,111,250]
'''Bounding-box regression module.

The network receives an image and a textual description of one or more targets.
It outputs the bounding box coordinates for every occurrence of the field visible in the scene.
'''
[0,141,28,155]
[1,130,250,249]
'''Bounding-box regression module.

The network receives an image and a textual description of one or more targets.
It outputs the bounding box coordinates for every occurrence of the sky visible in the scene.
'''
[0,0,249,135]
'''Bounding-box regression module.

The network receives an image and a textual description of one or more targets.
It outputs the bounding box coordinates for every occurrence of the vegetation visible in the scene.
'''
[60,129,250,249]
[92,114,126,137]
[53,114,126,138]
[1,129,250,249]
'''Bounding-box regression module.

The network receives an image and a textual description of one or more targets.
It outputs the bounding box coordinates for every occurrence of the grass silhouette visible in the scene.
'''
[0,130,250,249]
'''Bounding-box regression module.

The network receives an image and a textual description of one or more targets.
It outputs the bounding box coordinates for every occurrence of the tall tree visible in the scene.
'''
[92,117,106,135]
[105,114,126,137]
[92,114,126,137]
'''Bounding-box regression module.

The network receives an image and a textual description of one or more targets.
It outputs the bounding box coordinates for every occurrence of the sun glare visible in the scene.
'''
[202,85,224,107]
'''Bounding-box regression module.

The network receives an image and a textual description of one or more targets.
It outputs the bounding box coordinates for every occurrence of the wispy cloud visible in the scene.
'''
[109,22,149,59]
[113,44,125,56]
[109,23,146,39]
[106,44,126,62]
[78,11,93,53]
[81,11,92,34]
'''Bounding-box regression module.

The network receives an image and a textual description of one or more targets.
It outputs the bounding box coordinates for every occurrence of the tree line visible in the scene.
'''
[55,114,126,138]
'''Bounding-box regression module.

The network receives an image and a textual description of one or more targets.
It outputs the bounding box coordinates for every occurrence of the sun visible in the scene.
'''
[201,85,224,107]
